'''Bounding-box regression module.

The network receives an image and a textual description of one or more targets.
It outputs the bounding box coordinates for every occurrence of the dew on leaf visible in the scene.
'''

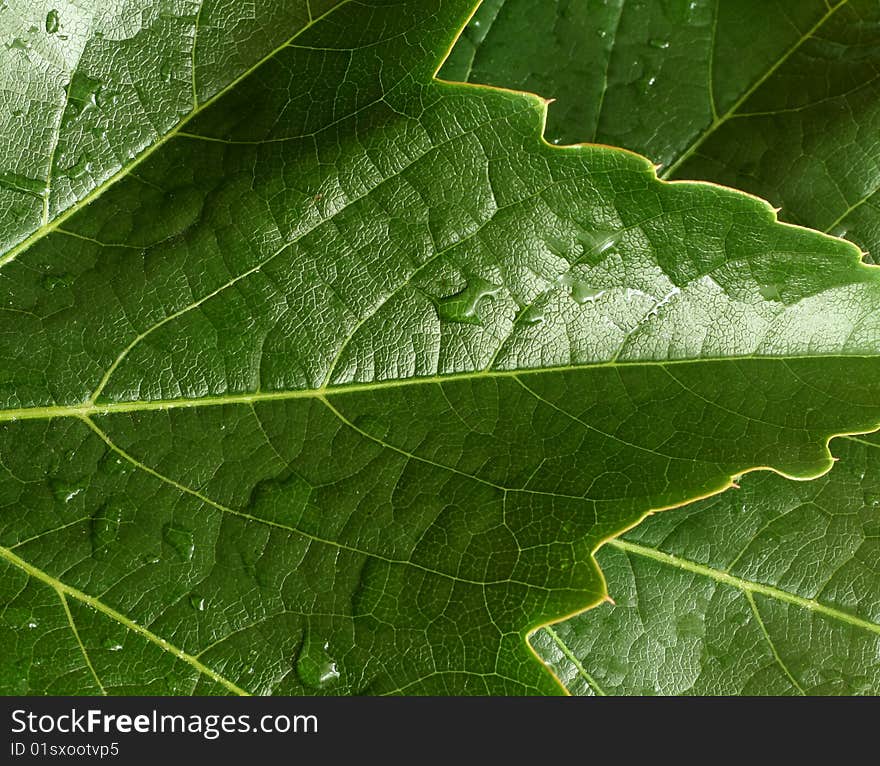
[41,272,73,291]
[101,636,124,651]
[437,273,503,325]
[162,523,195,561]
[5,37,31,53]
[574,225,622,261]
[45,9,60,34]
[759,283,782,301]
[295,633,340,689]
[557,274,605,305]
[63,154,93,179]
[49,478,85,504]
[189,593,206,611]
[67,73,103,121]
[517,304,546,326]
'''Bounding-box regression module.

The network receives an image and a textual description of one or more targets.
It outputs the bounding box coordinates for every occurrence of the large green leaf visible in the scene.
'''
[533,432,880,695]
[444,0,880,261]
[2,0,880,695]
[444,0,880,692]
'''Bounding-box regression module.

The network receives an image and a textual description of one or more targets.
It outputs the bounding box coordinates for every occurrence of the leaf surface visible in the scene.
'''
[445,0,880,692]
[2,0,880,695]
[533,433,880,695]
[444,0,880,260]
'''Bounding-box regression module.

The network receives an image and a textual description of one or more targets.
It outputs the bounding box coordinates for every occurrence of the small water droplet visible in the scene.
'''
[557,275,606,305]
[45,9,60,34]
[40,272,73,291]
[140,553,160,565]
[517,304,545,326]
[162,523,194,561]
[67,73,103,120]
[159,60,172,83]
[63,154,93,179]
[295,633,340,689]
[50,478,85,504]
[90,504,122,559]
[5,37,31,53]
[649,38,670,49]
[640,73,658,93]
[437,273,503,325]
[189,593,206,611]
[574,225,621,261]
[758,283,782,301]
[101,636,123,651]
[27,620,37,629]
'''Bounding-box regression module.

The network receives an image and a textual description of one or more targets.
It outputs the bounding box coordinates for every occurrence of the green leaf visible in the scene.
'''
[444,0,880,261]
[2,0,880,695]
[447,0,880,695]
[533,432,880,695]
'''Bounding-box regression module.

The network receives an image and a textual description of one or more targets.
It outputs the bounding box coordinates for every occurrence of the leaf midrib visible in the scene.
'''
[0,0,355,270]
[2,353,877,423]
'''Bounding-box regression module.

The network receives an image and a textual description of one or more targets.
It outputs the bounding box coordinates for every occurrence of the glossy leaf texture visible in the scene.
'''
[445,0,880,693]
[533,433,880,695]
[443,0,880,261]
[2,0,880,695]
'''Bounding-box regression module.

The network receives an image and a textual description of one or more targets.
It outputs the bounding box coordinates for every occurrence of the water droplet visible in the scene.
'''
[295,633,340,689]
[640,73,658,93]
[248,472,311,527]
[759,283,782,301]
[159,60,172,83]
[649,38,670,49]
[189,593,206,611]
[27,620,37,629]
[557,274,606,305]
[437,274,503,325]
[67,72,103,120]
[162,523,194,561]
[62,154,93,179]
[140,553,160,565]
[101,636,123,651]
[517,304,545,326]
[99,448,131,476]
[5,37,31,54]
[639,286,681,323]
[50,478,85,504]
[40,272,73,291]
[574,225,621,261]
[90,504,122,559]
[45,9,59,34]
